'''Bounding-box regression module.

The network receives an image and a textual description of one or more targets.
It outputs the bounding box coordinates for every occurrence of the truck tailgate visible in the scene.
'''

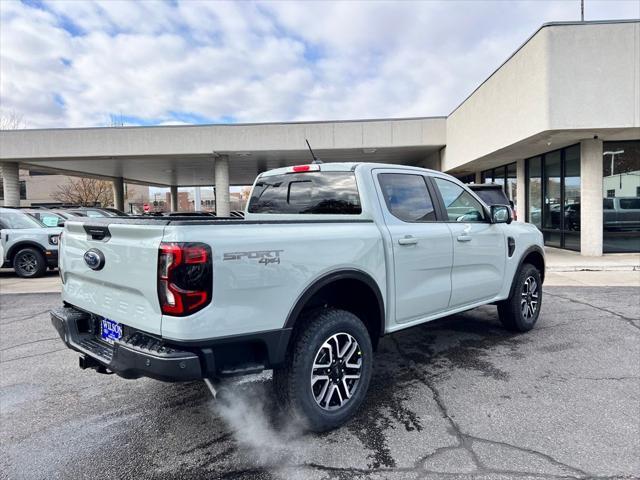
[60,220,165,335]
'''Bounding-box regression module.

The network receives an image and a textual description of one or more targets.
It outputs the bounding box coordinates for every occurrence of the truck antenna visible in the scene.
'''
[306,139,323,164]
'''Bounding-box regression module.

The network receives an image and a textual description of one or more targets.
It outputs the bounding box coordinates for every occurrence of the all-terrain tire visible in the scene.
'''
[273,308,373,432]
[498,263,542,332]
[13,247,47,278]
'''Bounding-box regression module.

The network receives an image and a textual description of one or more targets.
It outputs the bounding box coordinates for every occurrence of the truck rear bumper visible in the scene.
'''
[51,305,292,382]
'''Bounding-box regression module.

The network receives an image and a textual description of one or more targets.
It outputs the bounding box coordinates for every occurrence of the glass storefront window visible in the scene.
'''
[602,140,640,253]
[543,151,561,232]
[563,145,581,251]
[527,156,542,228]
[506,163,517,212]
[526,145,581,251]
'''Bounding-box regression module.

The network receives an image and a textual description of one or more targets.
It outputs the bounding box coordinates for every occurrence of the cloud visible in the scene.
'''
[1,0,638,128]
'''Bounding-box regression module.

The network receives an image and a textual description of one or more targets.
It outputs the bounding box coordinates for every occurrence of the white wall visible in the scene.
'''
[443,21,640,172]
[0,117,446,160]
[603,171,640,197]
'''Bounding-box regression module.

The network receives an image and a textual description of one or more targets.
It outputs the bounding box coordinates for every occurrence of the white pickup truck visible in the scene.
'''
[51,162,544,431]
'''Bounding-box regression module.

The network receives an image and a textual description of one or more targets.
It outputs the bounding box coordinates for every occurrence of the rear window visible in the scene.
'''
[471,187,509,206]
[248,172,362,214]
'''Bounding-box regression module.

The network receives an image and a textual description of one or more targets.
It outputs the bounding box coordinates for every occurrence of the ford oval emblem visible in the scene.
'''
[84,248,105,271]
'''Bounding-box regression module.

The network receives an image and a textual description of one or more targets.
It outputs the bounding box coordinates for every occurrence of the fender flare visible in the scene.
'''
[284,269,385,338]
[6,241,47,262]
[509,245,546,297]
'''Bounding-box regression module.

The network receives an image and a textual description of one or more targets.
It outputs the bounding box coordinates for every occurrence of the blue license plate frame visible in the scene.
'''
[100,318,122,344]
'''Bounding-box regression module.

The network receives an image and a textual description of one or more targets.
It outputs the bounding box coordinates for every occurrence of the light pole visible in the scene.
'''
[603,150,624,176]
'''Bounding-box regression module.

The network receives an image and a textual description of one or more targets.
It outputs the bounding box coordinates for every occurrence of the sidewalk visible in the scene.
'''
[0,270,61,295]
[544,247,640,272]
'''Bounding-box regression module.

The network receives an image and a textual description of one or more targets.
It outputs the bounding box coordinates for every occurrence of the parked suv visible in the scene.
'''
[51,163,544,431]
[0,208,62,277]
[469,183,516,220]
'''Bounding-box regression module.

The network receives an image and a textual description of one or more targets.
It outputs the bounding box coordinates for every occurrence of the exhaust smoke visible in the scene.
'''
[211,377,310,472]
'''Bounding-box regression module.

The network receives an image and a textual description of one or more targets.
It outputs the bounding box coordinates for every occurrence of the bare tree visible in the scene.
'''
[52,177,114,207]
[0,111,26,130]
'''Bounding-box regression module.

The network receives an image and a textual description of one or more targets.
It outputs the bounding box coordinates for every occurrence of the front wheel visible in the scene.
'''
[273,308,373,432]
[13,248,47,278]
[498,263,542,332]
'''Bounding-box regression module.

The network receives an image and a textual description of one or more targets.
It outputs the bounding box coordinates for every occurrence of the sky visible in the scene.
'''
[1,0,639,129]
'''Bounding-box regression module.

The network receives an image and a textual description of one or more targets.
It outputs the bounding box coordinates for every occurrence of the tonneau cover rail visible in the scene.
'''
[66,217,374,227]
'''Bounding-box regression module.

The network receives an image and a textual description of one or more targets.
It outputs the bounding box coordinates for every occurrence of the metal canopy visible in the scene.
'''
[1,118,445,186]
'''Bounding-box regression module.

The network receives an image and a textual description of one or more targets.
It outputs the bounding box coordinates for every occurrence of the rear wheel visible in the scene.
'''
[498,263,542,332]
[273,308,373,432]
[13,248,47,278]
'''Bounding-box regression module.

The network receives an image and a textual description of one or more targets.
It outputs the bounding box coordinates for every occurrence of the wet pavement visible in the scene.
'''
[1,288,639,479]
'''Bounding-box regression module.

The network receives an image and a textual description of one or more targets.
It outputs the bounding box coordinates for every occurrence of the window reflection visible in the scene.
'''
[526,145,581,251]
[378,173,436,222]
[602,141,640,253]
[433,178,486,222]
[528,156,542,228]
[563,146,581,250]
[248,171,362,214]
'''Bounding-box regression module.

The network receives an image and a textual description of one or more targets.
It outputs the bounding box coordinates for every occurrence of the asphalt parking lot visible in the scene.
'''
[1,287,639,480]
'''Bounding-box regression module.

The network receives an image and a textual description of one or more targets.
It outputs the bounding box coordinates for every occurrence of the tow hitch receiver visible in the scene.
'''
[79,355,110,374]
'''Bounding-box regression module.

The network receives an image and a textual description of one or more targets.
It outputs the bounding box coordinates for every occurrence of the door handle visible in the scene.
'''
[457,235,472,242]
[398,235,418,245]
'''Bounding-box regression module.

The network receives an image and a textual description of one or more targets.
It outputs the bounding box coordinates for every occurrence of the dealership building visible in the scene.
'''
[1,20,639,255]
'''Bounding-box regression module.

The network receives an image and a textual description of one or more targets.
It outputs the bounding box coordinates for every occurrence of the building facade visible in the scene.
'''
[1,20,638,255]
[0,169,149,213]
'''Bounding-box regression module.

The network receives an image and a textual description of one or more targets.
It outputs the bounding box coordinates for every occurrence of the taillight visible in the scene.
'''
[158,242,212,316]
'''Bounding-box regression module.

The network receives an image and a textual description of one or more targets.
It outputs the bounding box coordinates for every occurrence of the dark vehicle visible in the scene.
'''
[469,184,516,220]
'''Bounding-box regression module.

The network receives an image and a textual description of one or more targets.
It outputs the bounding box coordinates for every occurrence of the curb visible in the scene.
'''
[547,266,640,272]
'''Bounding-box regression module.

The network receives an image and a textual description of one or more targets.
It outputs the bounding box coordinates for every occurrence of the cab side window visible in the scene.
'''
[378,173,436,222]
[433,177,486,222]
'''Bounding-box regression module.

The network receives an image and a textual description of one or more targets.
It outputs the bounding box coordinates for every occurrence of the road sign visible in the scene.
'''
[143,203,150,212]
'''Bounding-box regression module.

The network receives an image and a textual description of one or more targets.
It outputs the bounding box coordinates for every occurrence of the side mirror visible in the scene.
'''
[491,205,512,224]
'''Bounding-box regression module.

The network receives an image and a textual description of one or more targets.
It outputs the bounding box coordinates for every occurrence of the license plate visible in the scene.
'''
[100,318,122,344]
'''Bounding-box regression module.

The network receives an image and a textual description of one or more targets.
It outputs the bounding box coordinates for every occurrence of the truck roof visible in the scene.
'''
[259,162,441,177]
